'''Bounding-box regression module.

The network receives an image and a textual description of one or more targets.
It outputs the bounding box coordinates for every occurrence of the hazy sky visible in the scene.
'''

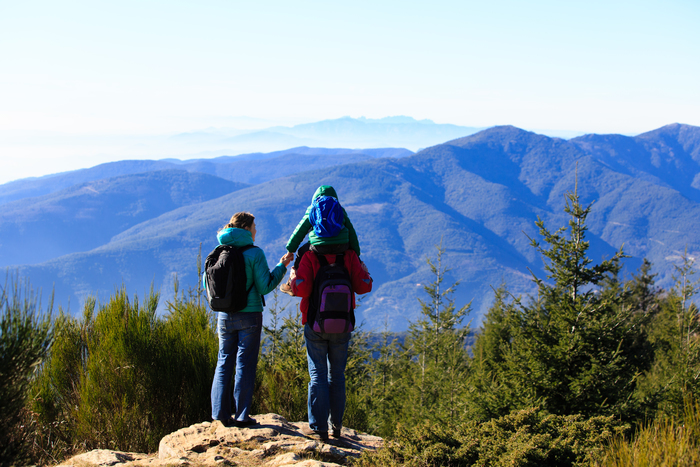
[1,0,698,183]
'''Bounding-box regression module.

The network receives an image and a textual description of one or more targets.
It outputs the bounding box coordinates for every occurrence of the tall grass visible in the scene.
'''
[0,274,54,467]
[599,399,700,467]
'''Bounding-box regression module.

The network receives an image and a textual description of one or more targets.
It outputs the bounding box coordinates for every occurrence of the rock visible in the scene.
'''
[55,414,383,467]
[54,450,150,467]
[266,452,301,466]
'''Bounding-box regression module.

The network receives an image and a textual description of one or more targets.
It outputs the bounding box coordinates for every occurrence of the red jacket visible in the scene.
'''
[291,249,373,325]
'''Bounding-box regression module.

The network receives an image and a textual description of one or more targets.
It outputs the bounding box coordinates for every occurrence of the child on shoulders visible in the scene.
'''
[280,185,361,295]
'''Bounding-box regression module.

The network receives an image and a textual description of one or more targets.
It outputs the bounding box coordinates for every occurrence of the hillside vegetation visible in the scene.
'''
[3,124,700,331]
[2,189,700,466]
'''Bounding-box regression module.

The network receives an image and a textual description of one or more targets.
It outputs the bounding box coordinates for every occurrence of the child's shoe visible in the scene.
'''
[280,278,294,296]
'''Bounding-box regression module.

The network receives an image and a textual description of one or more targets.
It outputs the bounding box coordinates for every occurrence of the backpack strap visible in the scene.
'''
[238,244,265,307]
[307,251,324,325]
[316,252,343,267]
[237,245,256,295]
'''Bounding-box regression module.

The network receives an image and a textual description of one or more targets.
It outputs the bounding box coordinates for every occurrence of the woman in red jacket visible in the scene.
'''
[291,248,372,440]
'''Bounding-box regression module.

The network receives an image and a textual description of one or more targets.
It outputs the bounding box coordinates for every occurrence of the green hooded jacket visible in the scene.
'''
[285,185,360,256]
[212,227,287,314]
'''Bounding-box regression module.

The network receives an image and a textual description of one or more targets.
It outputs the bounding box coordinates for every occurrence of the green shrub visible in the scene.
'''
[29,286,218,457]
[357,407,626,467]
[255,360,309,422]
[0,275,53,467]
[27,306,90,463]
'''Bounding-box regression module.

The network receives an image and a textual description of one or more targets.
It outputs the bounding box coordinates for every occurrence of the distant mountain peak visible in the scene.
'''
[444,125,545,148]
[481,125,536,135]
[356,116,436,125]
[636,122,699,139]
[634,123,700,161]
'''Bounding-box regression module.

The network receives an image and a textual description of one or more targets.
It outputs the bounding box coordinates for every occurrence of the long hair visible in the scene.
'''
[220,211,255,231]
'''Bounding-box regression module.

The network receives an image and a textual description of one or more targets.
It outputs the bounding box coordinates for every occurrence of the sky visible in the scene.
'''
[1,0,698,184]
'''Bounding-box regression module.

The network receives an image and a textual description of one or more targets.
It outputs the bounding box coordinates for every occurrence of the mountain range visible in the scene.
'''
[2,123,699,331]
[168,116,485,156]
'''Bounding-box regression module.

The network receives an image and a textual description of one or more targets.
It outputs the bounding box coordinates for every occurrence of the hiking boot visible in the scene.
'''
[218,417,237,428]
[331,428,342,438]
[280,278,294,296]
[301,425,328,441]
[233,417,258,428]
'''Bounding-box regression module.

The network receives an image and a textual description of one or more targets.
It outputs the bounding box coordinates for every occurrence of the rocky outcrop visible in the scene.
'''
[56,413,383,467]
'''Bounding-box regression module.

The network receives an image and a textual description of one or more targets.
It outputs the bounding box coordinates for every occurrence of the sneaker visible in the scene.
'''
[280,279,294,296]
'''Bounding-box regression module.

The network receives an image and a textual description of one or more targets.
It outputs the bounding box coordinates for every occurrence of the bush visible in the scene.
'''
[0,275,53,467]
[255,360,309,423]
[29,286,218,458]
[356,407,626,467]
[27,306,89,463]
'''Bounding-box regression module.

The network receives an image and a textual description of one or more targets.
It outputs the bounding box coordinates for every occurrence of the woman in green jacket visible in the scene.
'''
[210,212,293,427]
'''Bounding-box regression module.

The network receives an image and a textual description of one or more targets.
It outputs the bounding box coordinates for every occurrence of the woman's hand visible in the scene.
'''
[281,252,294,267]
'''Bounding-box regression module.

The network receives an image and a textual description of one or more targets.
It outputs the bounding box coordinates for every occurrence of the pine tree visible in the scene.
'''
[366,319,405,437]
[670,252,700,405]
[262,290,287,367]
[642,250,700,417]
[402,242,471,424]
[344,321,372,432]
[481,188,653,420]
[466,285,520,421]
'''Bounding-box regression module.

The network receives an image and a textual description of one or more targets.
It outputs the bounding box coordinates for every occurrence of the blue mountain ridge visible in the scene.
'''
[0,170,249,267]
[0,147,413,205]
[4,123,700,331]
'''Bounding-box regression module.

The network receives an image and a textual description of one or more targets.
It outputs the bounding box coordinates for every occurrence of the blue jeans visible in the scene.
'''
[304,323,351,433]
[211,312,262,422]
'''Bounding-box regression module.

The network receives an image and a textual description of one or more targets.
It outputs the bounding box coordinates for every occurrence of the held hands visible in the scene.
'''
[281,252,294,267]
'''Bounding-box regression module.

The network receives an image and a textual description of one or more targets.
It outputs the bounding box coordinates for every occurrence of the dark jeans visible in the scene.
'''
[304,323,351,434]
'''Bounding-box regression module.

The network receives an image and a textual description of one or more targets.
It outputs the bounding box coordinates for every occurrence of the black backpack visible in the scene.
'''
[308,252,355,333]
[204,244,257,312]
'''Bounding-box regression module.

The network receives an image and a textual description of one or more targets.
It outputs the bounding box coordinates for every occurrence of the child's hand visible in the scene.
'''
[281,252,294,267]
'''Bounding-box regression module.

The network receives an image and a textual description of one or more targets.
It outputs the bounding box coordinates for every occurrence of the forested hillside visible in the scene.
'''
[4,190,699,466]
[2,124,700,331]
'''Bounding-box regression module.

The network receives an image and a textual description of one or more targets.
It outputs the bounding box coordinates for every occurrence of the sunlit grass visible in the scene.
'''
[599,401,700,467]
